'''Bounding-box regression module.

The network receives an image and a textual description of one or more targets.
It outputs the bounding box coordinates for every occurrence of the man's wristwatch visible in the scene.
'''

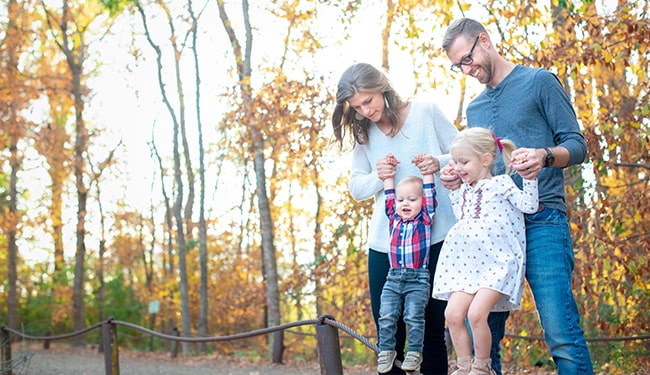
[544,147,555,167]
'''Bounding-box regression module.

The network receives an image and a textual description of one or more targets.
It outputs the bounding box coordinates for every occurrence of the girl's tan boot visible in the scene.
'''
[468,357,497,375]
[451,356,472,375]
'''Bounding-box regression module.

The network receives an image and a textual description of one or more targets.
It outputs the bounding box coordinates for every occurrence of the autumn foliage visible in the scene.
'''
[0,1,648,374]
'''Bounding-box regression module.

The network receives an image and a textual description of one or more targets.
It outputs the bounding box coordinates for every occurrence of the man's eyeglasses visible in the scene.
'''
[450,36,480,73]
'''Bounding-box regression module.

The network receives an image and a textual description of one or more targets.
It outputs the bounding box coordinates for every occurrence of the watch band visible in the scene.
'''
[544,147,555,167]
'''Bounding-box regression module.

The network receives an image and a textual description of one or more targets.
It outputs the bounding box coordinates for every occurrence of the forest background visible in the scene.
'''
[0,0,648,373]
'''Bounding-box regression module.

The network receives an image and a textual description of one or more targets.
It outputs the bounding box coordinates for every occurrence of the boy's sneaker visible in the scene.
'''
[402,351,422,371]
[377,350,397,373]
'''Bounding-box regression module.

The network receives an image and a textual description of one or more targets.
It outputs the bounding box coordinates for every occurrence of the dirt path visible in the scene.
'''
[11,345,573,375]
[13,345,372,375]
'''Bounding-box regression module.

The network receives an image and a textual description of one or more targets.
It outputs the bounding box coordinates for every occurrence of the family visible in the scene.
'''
[331,18,594,375]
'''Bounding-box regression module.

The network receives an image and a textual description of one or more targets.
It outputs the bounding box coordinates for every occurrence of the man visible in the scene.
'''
[439,17,594,375]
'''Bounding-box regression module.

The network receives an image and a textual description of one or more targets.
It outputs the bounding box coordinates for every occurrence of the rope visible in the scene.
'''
[2,321,105,341]
[322,317,379,353]
[505,332,650,343]
[114,318,319,343]
[1,316,648,346]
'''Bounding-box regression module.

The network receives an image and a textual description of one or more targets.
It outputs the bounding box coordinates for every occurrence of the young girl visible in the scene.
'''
[432,127,539,375]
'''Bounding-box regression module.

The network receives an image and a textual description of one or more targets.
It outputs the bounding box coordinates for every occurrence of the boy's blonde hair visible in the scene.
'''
[397,175,424,190]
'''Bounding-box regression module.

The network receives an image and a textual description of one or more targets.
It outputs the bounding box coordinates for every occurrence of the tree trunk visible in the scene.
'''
[71,74,88,347]
[56,0,90,346]
[217,0,282,361]
[7,123,19,332]
[382,0,395,72]
[3,0,23,333]
[313,180,324,318]
[188,0,209,354]
[173,115,191,354]
[137,2,192,353]
[149,136,175,275]
[51,162,66,271]
[253,139,282,359]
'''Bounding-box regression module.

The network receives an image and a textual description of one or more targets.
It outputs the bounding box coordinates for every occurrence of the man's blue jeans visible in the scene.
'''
[378,267,430,353]
[489,208,594,374]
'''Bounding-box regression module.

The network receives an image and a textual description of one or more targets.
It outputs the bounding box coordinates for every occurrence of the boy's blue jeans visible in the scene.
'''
[378,267,430,353]
[489,208,594,375]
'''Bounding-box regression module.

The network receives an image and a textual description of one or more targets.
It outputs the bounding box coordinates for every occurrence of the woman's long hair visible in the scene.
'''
[331,63,406,149]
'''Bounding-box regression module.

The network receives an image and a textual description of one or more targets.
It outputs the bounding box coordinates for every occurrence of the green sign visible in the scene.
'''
[148,300,160,314]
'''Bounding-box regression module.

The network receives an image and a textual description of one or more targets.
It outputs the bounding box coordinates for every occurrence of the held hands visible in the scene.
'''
[510,148,542,180]
[377,153,440,181]
[439,147,542,189]
[412,153,439,176]
[440,161,461,191]
[377,153,398,181]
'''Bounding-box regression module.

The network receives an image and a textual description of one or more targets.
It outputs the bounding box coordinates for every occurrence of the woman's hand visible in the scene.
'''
[377,153,398,181]
[412,154,440,175]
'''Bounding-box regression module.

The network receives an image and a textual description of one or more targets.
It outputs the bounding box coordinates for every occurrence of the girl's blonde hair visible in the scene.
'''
[450,127,517,175]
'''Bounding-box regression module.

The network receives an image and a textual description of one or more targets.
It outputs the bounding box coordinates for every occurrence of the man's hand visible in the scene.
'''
[510,148,542,180]
[439,161,461,190]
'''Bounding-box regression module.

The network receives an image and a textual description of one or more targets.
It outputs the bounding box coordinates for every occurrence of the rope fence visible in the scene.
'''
[1,314,648,375]
[284,327,650,343]
[504,333,650,342]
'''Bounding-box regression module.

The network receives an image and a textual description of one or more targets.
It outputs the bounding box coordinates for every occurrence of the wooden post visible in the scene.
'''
[316,315,343,375]
[102,319,120,375]
[147,301,159,352]
[1,328,11,375]
[169,327,180,358]
[43,330,51,350]
[148,313,156,351]
[271,330,284,364]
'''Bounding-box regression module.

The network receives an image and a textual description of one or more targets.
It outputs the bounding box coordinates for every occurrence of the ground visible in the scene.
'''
[12,344,369,375]
[7,344,638,375]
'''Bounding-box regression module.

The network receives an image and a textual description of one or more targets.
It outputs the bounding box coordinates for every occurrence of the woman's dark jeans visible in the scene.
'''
[368,241,448,375]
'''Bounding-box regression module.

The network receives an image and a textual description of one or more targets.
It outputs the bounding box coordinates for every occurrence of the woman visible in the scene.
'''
[332,63,458,375]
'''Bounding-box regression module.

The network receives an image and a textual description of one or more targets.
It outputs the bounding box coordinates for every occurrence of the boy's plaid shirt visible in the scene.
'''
[384,182,437,269]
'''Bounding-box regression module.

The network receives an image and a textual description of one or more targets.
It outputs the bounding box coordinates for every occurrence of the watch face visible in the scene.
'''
[546,154,555,167]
